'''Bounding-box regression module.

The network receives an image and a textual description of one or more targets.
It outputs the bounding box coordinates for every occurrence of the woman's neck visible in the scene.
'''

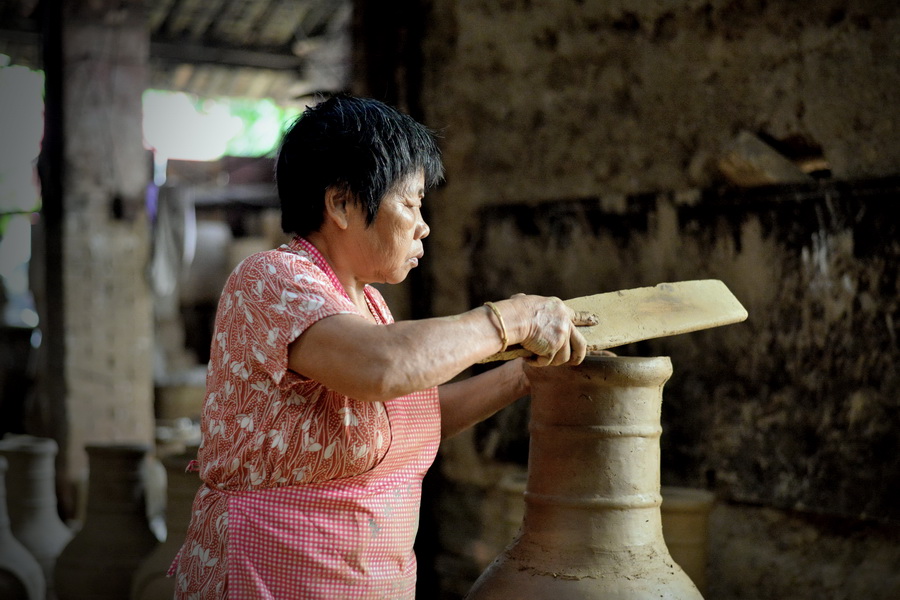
[303,232,369,308]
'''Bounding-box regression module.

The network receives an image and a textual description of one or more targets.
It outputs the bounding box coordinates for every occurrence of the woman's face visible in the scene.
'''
[349,171,430,285]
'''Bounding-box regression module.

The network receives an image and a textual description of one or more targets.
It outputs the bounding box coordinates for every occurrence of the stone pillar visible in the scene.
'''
[35,0,154,519]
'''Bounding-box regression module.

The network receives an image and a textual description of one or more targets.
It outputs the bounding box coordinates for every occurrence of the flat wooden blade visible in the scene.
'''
[481,280,748,362]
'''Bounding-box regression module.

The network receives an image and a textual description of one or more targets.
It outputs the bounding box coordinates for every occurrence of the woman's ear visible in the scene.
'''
[323,187,351,230]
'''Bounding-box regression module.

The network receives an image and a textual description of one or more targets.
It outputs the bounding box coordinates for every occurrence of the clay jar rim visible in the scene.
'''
[0,435,59,454]
[524,354,673,388]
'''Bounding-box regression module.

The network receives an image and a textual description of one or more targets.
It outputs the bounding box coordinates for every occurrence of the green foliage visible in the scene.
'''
[224,97,301,157]
[142,89,302,159]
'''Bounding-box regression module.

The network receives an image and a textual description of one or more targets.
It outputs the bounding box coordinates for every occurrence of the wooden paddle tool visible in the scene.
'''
[480,279,748,363]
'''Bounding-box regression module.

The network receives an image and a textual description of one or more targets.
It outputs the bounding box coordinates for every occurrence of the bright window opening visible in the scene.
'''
[142,89,301,162]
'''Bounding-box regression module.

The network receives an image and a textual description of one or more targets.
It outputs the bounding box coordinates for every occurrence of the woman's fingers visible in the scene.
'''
[572,310,599,328]
[525,352,553,367]
[543,319,586,367]
[564,324,588,365]
[527,299,588,367]
[525,335,553,364]
[546,336,571,366]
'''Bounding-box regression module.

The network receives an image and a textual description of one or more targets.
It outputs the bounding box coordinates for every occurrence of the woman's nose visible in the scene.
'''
[417,217,430,239]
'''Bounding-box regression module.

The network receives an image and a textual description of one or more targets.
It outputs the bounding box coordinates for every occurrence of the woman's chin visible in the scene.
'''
[376,261,418,286]
[389,272,412,285]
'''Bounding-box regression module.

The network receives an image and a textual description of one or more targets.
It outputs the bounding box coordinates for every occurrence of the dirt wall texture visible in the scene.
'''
[421,0,900,314]
[412,0,900,598]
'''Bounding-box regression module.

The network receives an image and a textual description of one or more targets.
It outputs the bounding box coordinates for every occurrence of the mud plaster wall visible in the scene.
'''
[410,0,900,597]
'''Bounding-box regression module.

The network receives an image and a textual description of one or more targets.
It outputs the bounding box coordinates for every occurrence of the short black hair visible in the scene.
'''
[275,94,444,237]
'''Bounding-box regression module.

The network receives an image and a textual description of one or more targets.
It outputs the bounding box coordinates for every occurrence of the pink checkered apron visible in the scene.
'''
[170,238,441,599]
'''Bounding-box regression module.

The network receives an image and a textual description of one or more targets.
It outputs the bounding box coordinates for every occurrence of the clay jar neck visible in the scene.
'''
[0,436,62,521]
[521,355,673,556]
[82,443,151,517]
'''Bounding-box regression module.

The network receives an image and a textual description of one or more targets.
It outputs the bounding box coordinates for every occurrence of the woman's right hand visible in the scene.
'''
[496,294,597,367]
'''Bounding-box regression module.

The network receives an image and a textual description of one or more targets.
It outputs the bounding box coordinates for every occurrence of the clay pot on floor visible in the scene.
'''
[466,356,703,599]
[0,456,46,600]
[54,444,158,600]
[0,435,74,599]
[131,448,199,600]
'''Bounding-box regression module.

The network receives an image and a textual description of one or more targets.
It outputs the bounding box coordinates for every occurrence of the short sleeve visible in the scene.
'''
[212,249,359,386]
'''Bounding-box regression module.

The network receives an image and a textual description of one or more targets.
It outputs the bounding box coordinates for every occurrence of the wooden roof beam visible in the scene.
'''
[150,37,304,70]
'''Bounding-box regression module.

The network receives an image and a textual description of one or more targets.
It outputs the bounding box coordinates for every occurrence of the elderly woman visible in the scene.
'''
[171,94,594,599]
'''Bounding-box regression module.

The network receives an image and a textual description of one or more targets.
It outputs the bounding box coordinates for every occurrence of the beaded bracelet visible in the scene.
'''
[483,301,508,353]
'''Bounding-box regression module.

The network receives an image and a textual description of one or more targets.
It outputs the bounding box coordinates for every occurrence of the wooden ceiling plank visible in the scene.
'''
[165,0,224,40]
[187,0,231,40]
[212,0,270,41]
[297,0,351,38]
[146,0,178,32]
[151,37,304,70]
[255,0,309,47]
[165,0,197,37]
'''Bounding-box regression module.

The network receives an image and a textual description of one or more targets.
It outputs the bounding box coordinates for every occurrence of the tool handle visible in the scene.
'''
[478,346,531,363]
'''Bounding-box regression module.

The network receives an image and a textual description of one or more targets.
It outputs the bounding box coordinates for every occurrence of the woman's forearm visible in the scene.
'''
[437,359,530,439]
[288,305,508,402]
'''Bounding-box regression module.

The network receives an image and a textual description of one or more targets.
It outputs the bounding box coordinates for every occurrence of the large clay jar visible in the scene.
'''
[0,435,74,599]
[54,444,158,600]
[0,456,46,600]
[131,448,199,600]
[466,356,703,599]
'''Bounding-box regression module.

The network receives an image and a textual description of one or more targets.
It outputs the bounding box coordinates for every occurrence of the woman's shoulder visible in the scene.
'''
[224,246,350,312]
[231,245,325,280]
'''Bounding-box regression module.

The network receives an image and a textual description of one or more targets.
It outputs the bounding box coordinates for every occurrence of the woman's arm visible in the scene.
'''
[437,359,530,439]
[288,295,594,403]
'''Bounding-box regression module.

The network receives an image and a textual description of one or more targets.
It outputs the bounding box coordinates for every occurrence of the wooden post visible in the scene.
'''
[35,0,154,519]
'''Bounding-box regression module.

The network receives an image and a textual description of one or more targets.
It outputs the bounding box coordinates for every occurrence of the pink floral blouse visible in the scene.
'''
[171,237,441,599]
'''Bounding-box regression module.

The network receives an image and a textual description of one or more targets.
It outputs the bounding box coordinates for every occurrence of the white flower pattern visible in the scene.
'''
[338,407,359,426]
[236,414,254,432]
